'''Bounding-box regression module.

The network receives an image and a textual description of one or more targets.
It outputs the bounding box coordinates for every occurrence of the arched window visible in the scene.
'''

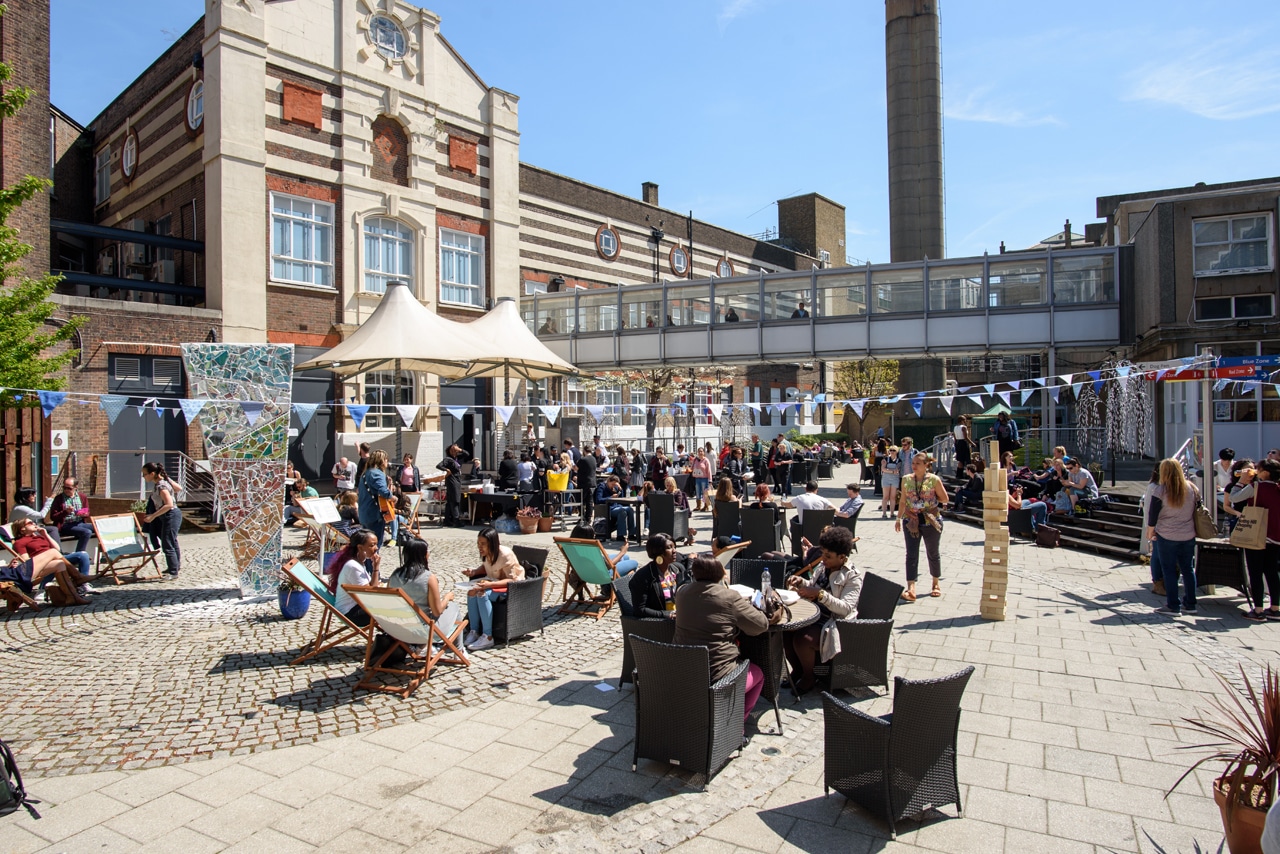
[363,217,413,294]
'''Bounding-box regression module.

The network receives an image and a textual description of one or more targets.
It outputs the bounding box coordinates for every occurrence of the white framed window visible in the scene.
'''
[669,245,688,276]
[1195,294,1274,321]
[628,388,647,426]
[566,379,587,415]
[271,193,334,287]
[363,370,413,429]
[694,387,713,425]
[185,80,204,133]
[363,217,412,294]
[1193,213,1273,276]
[716,258,734,278]
[524,280,548,295]
[94,147,110,206]
[440,228,484,307]
[598,385,621,419]
[368,13,408,60]
[595,224,620,261]
[121,130,138,181]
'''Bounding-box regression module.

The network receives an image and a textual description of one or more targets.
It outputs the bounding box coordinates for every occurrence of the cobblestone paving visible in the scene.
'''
[0,528,622,777]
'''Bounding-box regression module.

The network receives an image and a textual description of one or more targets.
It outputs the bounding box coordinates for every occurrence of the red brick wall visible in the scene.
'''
[448,136,477,175]
[371,115,408,187]
[281,81,322,129]
[0,0,52,282]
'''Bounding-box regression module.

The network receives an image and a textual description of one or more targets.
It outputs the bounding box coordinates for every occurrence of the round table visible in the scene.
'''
[773,597,820,632]
[741,596,822,734]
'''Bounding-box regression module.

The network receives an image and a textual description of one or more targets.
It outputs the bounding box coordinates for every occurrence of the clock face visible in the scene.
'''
[369,13,407,60]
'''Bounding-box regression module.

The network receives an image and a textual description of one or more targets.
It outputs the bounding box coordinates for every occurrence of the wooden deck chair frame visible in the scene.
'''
[297,516,351,562]
[554,537,620,620]
[90,513,163,584]
[1,580,40,613]
[713,540,751,569]
[404,492,425,539]
[343,585,470,698]
[282,557,373,665]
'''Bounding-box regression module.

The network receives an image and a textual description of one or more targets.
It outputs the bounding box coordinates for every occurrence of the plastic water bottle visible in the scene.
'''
[761,569,772,595]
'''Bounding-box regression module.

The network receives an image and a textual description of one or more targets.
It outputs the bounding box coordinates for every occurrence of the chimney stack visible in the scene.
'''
[641,182,659,206]
[885,0,945,263]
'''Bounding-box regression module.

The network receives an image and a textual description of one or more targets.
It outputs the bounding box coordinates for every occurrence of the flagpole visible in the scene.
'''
[394,357,403,460]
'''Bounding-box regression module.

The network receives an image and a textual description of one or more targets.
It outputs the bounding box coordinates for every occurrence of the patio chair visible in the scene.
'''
[833,504,862,551]
[403,493,425,539]
[283,557,373,665]
[297,515,351,562]
[792,509,835,557]
[713,540,750,569]
[810,572,904,692]
[646,493,691,545]
[90,513,163,584]
[728,557,789,590]
[0,579,40,613]
[1007,508,1036,538]
[739,507,781,558]
[511,545,548,576]
[712,500,741,541]
[492,575,548,647]
[631,636,747,783]
[553,537,619,620]
[343,585,469,698]
[822,666,975,839]
[614,578,676,687]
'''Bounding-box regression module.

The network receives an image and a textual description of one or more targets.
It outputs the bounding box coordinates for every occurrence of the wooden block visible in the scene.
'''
[982,509,1008,521]
[983,581,1008,594]
[996,469,1009,491]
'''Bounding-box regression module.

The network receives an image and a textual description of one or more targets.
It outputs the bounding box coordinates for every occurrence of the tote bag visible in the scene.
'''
[1229,495,1269,550]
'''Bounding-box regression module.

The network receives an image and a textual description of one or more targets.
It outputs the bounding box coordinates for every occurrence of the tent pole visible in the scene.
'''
[395,357,403,460]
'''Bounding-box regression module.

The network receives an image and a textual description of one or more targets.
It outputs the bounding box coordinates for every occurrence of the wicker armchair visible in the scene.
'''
[646,492,691,545]
[631,636,747,782]
[833,504,862,551]
[492,575,548,647]
[728,558,790,590]
[740,507,782,557]
[814,572,904,692]
[791,509,835,557]
[822,666,975,839]
[712,500,741,541]
[511,545,548,576]
[614,577,676,687]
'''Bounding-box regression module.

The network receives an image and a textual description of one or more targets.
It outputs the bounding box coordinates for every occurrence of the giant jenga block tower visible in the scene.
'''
[979,439,1009,621]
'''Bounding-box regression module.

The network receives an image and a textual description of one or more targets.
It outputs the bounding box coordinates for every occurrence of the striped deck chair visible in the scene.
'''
[297,515,351,562]
[90,514,162,585]
[342,585,469,698]
[554,537,619,620]
[282,557,372,665]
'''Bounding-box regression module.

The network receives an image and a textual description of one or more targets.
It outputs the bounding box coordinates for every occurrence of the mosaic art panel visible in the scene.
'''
[182,344,294,597]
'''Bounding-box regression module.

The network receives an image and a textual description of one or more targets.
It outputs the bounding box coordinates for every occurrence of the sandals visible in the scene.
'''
[931,581,942,598]
[901,590,917,602]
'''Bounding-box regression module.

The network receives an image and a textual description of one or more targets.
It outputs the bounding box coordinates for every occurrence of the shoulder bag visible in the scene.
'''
[1229,492,1269,550]
[1193,498,1218,540]
[1035,525,1061,548]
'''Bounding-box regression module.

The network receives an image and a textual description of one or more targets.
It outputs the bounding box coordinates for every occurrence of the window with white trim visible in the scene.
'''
[524,280,548,295]
[1193,213,1273,276]
[363,370,413,430]
[121,131,138,181]
[271,193,334,287]
[1195,294,1274,321]
[694,387,713,425]
[628,388,647,426]
[94,147,110,206]
[566,379,587,415]
[440,228,484,306]
[598,385,621,418]
[185,80,203,132]
[363,217,412,293]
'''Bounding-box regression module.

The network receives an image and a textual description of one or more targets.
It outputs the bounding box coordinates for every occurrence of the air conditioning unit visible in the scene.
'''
[97,252,115,276]
[125,272,145,281]
[122,243,147,266]
[151,260,175,283]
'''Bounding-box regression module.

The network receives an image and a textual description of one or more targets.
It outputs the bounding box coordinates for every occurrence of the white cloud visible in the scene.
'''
[717,0,761,28]
[1126,43,1280,120]
[944,86,1063,128]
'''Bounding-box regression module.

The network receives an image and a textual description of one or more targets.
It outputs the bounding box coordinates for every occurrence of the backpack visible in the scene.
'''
[0,737,37,818]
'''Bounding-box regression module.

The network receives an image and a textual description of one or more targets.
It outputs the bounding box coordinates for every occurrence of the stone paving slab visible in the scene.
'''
[3,474,1273,851]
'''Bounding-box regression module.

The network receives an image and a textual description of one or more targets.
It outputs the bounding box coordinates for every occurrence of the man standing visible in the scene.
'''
[791,301,810,319]
[563,439,581,464]
[577,451,598,523]
[751,433,764,482]
[332,456,357,492]
[775,433,794,496]
[354,442,371,481]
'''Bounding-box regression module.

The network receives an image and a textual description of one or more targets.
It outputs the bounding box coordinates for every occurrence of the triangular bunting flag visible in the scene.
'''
[707,403,724,422]
[674,402,688,415]
[240,401,266,427]
[939,395,954,415]
[539,405,561,424]
[1059,374,1073,386]
[1009,380,1021,390]
[179,398,207,423]
[293,402,319,429]
[1116,366,1131,378]
[773,402,789,415]
[983,384,995,395]
[1032,377,1047,387]
[393,404,419,427]
[1071,382,1084,398]
[37,391,66,418]
[745,402,762,411]
[1020,388,1035,405]
[911,399,923,417]
[493,405,515,424]
[1087,370,1103,395]
[155,406,165,419]
[346,404,371,429]
[135,405,145,416]
[101,394,128,425]
[997,391,1012,407]
[1213,379,1229,392]
[584,405,605,422]
[1155,369,1168,382]
[445,406,468,423]
[850,400,866,419]
[968,394,984,407]
[1049,386,1061,403]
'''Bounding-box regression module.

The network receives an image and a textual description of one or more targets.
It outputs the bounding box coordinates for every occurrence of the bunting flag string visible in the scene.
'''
[850,400,866,419]
[1049,386,1061,404]
[706,403,724,422]
[445,406,468,423]
[240,401,266,427]
[967,393,985,408]
[293,402,319,429]
[997,391,1012,408]
[100,394,128,425]
[179,398,207,423]
[395,404,421,427]
[584,404,605,422]
[37,391,66,418]
[938,395,954,415]
[346,404,370,429]
[1020,388,1036,406]
[493,405,515,425]
[539,405,561,424]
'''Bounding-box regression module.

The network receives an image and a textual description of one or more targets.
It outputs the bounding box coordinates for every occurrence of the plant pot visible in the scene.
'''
[278,589,312,620]
[1214,778,1268,854]
[537,516,554,533]
[518,517,539,535]
[133,511,149,530]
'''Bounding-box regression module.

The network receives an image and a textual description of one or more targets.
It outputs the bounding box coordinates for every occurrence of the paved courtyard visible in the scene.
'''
[3,472,1278,852]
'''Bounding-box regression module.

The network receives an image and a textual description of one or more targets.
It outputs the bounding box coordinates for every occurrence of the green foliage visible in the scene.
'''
[786,430,848,448]
[0,17,83,398]
[833,358,901,442]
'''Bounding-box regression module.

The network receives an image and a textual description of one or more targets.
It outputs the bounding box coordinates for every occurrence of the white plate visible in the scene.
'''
[777,589,800,605]
[454,581,476,592]
[729,584,755,599]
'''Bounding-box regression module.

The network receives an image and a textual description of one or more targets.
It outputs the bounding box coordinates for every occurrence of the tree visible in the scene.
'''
[832,358,900,443]
[0,15,82,396]
[578,366,725,441]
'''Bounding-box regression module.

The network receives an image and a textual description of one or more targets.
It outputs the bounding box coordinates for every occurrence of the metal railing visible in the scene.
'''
[63,449,221,524]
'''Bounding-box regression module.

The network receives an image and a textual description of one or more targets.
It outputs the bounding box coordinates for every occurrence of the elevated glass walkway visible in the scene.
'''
[521,246,1125,370]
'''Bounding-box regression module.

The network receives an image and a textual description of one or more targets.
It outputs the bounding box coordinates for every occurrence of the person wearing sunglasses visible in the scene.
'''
[50,477,95,553]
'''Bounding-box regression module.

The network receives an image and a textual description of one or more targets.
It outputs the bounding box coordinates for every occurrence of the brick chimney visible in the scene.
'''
[641,182,659,206]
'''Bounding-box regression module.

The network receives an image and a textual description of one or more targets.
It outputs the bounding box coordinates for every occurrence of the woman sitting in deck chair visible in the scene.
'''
[2,517,95,605]
[323,529,381,627]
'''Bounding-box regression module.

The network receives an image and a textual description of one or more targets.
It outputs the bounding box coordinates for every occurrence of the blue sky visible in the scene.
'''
[52,0,1280,265]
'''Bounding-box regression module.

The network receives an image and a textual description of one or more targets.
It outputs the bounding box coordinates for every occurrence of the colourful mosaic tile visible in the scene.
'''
[182,344,294,597]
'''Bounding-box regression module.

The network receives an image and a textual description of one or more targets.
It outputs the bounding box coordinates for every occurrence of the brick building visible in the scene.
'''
[0,0,51,282]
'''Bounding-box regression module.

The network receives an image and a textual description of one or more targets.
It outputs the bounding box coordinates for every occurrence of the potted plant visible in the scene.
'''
[516,504,541,534]
[129,500,149,531]
[1167,664,1278,854]
[537,507,555,533]
[278,576,312,620]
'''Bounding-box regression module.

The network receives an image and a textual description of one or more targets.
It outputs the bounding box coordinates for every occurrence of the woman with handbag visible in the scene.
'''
[357,449,393,546]
[1147,458,1202,616]
[1227,459,1280,621]
[783,525,862,694]
[896,452,949,601]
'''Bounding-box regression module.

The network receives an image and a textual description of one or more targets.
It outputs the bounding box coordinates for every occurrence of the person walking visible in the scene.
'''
[141,462,182,577]
[1226,459,1280,622]
[895,453,949,601]
[880,445,902,519]
[357,449,393,546]
[953,415,973,476]
[1146,458,1201,616]
[691,447,712,512]
[990,411,1020,461]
